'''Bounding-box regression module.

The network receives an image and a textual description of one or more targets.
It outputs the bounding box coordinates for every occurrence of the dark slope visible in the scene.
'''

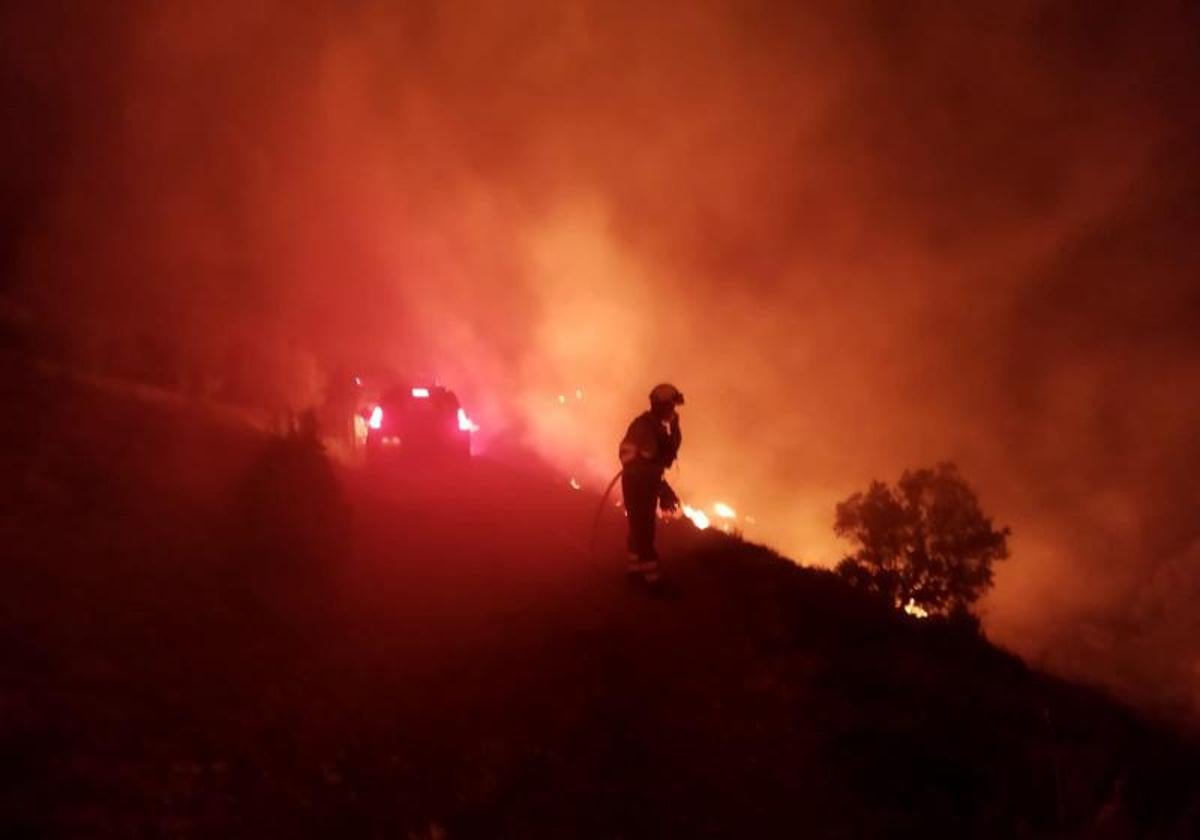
[1,355,1197,837]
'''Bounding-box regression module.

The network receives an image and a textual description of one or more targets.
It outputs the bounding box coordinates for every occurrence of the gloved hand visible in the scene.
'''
[658,481,680,514]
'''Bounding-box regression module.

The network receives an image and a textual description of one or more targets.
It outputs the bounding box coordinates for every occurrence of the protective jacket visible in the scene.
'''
[618,411,681,476]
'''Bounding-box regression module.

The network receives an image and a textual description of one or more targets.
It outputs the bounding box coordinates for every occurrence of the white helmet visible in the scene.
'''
[649,383,685,407]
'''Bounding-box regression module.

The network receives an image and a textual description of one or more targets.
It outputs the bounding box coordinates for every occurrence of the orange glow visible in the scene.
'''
[18,0,1196,723]
[713,502,737,519]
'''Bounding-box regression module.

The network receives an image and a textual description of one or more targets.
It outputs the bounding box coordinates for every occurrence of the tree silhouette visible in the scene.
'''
[834,463,1010,618]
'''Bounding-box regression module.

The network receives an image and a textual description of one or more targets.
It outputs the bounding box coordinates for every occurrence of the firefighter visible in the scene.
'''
[619,383,685,582]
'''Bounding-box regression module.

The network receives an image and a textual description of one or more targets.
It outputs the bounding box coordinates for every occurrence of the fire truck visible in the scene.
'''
[364,384,477,466]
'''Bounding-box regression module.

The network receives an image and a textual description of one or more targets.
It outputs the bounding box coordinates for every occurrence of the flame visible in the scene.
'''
[368,405,383,430]
[903,599,929,619]
[457,407,480,432]
[713,501,737,519]
[682,504,711,530]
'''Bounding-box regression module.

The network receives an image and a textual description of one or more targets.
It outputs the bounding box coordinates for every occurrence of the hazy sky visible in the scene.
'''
[3,0,1199,715]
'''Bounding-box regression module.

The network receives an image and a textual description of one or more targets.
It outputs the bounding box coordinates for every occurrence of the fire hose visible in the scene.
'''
[588,469,625,559]
[587,469,685,559]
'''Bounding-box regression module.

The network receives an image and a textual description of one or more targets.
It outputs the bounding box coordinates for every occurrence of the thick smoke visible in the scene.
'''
[3,1,1199,716]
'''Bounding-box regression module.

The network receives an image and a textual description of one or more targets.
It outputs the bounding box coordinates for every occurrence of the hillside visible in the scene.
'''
[1,354,1197,837]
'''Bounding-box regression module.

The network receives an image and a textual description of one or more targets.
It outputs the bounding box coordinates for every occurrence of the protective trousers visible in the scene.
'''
[622,468,660,562]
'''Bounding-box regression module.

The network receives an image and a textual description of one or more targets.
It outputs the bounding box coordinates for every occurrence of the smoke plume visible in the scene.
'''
[3,0,1199,716]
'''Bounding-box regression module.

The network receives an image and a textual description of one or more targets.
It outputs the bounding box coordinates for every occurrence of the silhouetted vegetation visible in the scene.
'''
[835,462,1010,617]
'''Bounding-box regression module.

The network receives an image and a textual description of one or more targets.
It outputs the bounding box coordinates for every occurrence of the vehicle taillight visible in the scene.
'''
[368,406,383,430]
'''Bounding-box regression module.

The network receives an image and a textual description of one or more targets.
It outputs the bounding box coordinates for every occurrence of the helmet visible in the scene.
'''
[649,383,685,407]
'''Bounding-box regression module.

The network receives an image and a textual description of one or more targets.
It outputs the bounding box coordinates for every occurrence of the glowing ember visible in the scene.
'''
[682,504,711,530]
[903,599,929,619]
[411,387,430,398]
[368,405,383,430]
[457,407,480,433]
[569,477,582,491]
[557,394,567,405]
[713,502,737,519]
